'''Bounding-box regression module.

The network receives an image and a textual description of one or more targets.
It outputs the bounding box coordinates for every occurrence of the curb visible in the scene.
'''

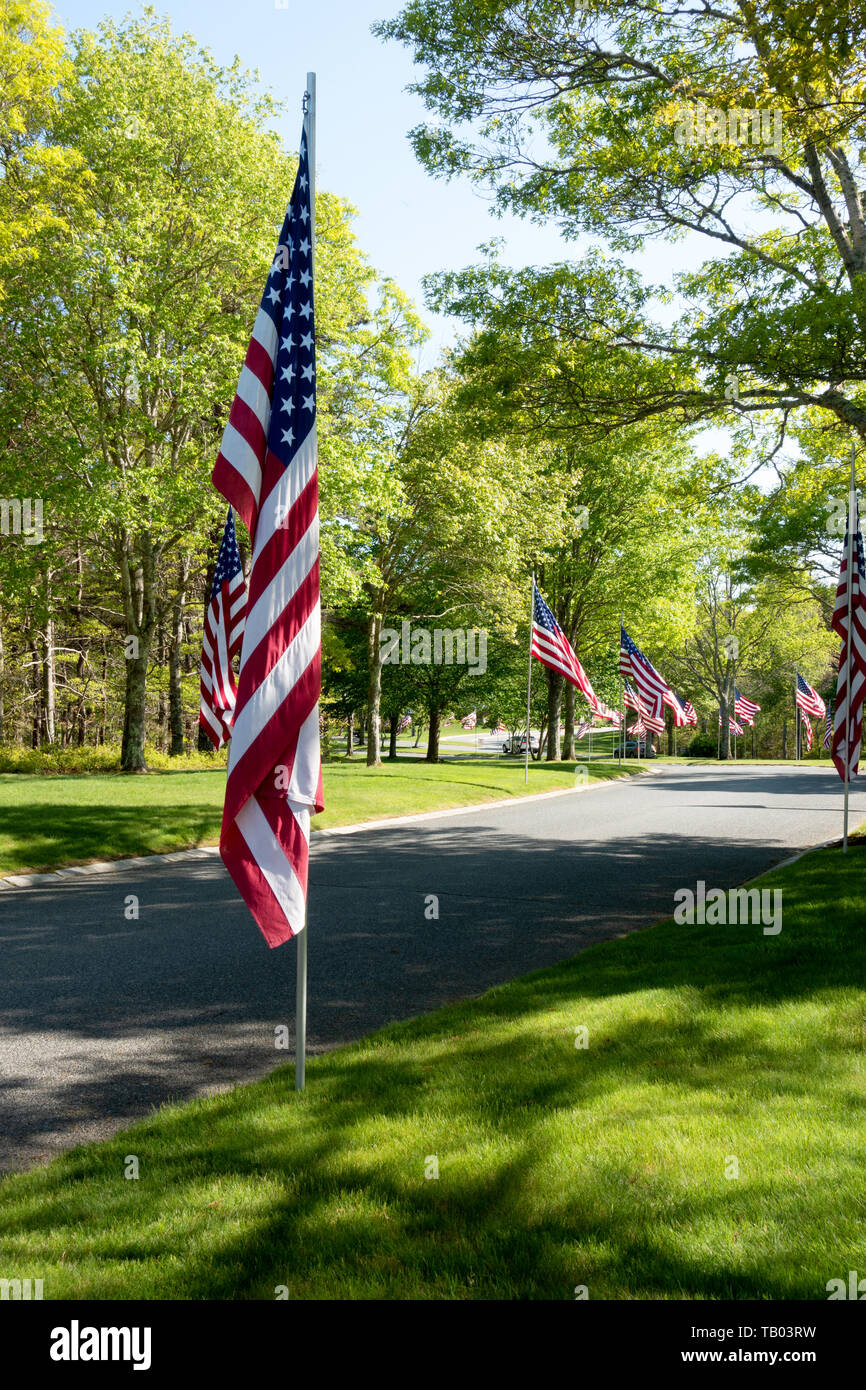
[0,767,643,889]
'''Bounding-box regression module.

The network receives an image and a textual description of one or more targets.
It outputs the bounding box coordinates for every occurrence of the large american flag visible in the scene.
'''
[831,493,866,782]
[620,626,669,733]
[461,710,477,729]
[663,688,689,728]
[199,508,247,750]
[795,673,825,720]
[531,584,598,705]
[677,694,698,727]
[211,120,323,949]
[734,690,760,725]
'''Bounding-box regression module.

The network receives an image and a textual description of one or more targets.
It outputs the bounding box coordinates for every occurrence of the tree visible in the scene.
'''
[378,1,866,443]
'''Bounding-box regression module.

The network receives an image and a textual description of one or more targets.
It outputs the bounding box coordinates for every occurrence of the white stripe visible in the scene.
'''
[240,516,319,672]
[218,422,263,505]
[251,426,317,567]
[235,795,307,934]
[250,306,279,363]
[228,604,321,768]
[237,364,272,437]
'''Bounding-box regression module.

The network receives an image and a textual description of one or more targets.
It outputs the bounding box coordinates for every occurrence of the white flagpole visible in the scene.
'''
[524,574,534,784]
[843,445,857,851]
[795,673,800,764]
[295,72,316,1093]
[618,616,624,765]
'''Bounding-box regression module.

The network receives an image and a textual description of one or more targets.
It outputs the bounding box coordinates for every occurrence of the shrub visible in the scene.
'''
[0,744,228,775]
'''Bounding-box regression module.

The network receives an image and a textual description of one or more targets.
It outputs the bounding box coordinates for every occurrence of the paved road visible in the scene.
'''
[1,763,862,1172]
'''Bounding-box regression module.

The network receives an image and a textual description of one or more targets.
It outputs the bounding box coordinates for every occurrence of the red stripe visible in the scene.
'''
[220,812,294,950]
[213,456,258,539]
[235,560,320,708]
[223,649,322,828]
[247,473,319,612]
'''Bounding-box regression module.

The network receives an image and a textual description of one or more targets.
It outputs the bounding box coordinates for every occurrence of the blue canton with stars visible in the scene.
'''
[263,127,316,468]
[533,584,564,636]
[210,507,244,602]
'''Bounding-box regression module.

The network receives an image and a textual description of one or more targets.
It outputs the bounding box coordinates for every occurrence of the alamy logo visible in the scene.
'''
[50,1321,152,1371]
[673,103,783,157]
[0,497,43,544]
[0,1277,43,1299]
[673,881,782,935]
[380,622,487,674]
[827,1271,866,1299]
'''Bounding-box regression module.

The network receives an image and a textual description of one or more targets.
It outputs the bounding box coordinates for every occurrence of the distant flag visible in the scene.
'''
[623,682,642,713]
[678,695,698,727]
[531,584,598,704]
[721,713,744,736]
[831,487,866,784]
[627,717,647,737]
[800,708,814,752]
[398,713,412,732]
[734,690,761,726]
[493,720,507,734]
[211,116,323,949]
[620,627,671,734]
[824,701,834,752]
[575,720,592,741]
[663,688,689,728]
[795,673,825,719]
[199,508,247,750]
[592,700,622,727]
[461,710,477,730]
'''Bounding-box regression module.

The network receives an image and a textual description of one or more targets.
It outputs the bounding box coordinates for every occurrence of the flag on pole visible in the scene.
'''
[663,688,689,728]
[211,118,323,949]
[531,584,598,705]
[591,700,622,727]
[622,673,665,733]
[800,708,814,752]
[199,508,247,750]
[734,690,761,725]
[398,713,412,732]
[678,695,698,727]
[627,717,647,737]
[575,719,592,741]
[831,492,866,782]
[824,701,834,752]
[720,713,744,736]
[461,710,477,730]
[620,627,671,733]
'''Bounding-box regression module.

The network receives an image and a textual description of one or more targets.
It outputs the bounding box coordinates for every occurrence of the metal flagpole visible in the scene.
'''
[795,673,800,764]
[843,445,857,851]
[717,709,721,760]
[524,573,534,785]
[619,616,625,765]
[295,71,316,1094]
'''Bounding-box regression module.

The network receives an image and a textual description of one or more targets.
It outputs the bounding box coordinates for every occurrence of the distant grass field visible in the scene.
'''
[0,757,638,876]
[1,840,863,1299]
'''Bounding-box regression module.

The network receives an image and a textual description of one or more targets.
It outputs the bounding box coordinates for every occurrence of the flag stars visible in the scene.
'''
[300,331,314,351]
[302,393,315,412]
[280,333,294,354]
[281,427,294,446]
[301,362,315,382]
[267,286,281,306]
[280,363,296,383]
[298,237,311,257]
[299,268,311,288]
[299,301,313,320]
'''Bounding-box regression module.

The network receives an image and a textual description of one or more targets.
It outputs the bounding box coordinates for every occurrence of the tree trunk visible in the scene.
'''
[562,682,575,760]
[30,636,41,747]
[121,650,149,771]
[169,556,190,756]
[667,710,674,756]
[0,607,5,744]
[426,705,441,762]
[718,697,731,760]
[782,717,788,759]
[346,712,354,757]
[365,611,383,767]
[546,668,563,761]
[388,713,398,760]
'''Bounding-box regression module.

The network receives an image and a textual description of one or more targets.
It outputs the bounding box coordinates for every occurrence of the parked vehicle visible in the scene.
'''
[503,732,540,755]
[618,739,656,758]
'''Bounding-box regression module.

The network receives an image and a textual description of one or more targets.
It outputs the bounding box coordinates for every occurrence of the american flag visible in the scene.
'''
[678,695,698,727]
[720,713,744,736]
[211,118,323,949]
[592,700,622,727]
[531,584,598,704]
[663,688,689,728]
[461,710,477,730]
[575,719,592,741]
[493,720,507,734]
[734,690,760,725]
[620,627,670,733]
[199,508,247,750]
[398,713,412,732]
[831,492,866,782]
[623,674,665,734]
[628,717,647,737]
[800,708,814,753]
[824,701,834,751]
[796,673,825,719]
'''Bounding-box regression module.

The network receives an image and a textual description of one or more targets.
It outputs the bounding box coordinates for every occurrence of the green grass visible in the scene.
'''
[0,840,863,1299]
[0,757,636,876]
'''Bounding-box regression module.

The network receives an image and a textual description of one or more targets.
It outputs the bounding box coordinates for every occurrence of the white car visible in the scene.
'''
[503,732,540,755]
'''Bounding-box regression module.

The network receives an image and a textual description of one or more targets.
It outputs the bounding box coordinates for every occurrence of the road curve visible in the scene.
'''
[0,763,862,1172]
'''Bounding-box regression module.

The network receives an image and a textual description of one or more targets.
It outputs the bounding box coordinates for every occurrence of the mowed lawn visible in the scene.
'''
[0,757,637,876]
[0,842,863,1299]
